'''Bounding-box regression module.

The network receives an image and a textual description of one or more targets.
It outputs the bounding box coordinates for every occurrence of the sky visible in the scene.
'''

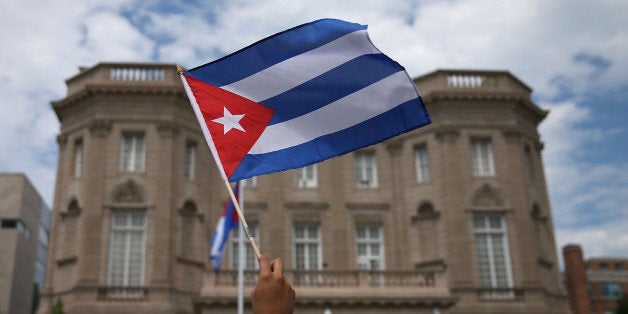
[1,0,627,262]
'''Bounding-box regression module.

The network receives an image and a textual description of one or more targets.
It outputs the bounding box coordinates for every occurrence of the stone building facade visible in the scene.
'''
[39,63,569,313]
[0,173,50,314]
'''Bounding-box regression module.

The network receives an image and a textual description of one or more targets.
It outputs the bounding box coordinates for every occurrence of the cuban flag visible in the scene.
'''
[181,18,431,182]
[209,183,240,272]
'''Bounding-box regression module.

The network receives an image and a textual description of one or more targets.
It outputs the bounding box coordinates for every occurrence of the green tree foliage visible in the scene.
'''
[617,295,628,314]
[50,299,64,314]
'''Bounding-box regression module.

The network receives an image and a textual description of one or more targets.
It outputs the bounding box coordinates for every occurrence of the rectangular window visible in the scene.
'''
[474,213,513,288]
[74,139,83,178]
[1,218,30,239]
[107,211,146,287]
[415,144,431,183]
[120,134,145,172]
[241,176,257,187]
[615,263,624,271]
[293,225,322,270]
[471,139,495,176]
[184,142,196,180]
[355,152,377,188]
[294,165,317,188]
[600,282,622,299]
[230,224,259,270]
[356,225,385,270]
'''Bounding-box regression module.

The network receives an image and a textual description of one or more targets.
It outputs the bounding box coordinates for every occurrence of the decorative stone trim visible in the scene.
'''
[435,127,460,144]
[56,256,78,267]
[385,140,403,156]
[56,134,68,147]
[411,210,441,222]
[111,179,145,203]
[346,203,389,211]
[415,258,447,272]
[157,121,180,138]
[501,127,522,143]
[470,184,505,208]
[243,202,268,211]
[285,202,329,211]
[353,213,384,223]
[88,119,112,137]
[292,212,321,223]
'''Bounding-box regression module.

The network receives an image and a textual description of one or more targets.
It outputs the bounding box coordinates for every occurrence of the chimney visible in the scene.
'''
[563,244,592,314]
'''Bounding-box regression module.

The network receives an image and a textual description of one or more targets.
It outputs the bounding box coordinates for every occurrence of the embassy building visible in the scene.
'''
[39,63,570,314]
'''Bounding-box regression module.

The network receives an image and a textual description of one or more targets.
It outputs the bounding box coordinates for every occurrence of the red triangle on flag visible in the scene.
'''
[184,75,275,178]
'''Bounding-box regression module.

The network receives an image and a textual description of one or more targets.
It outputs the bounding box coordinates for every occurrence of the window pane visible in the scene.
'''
[472,139,494,176]
[120,134,145,172]
[294,225,321,270]
[489,216,502,229]
[355,152,377,188]
[74,140,83,177]
[474,214,512,288]
[185,142,196,179]
[415,145,430,182]
[355,225,385,270]
[108,211,146,287]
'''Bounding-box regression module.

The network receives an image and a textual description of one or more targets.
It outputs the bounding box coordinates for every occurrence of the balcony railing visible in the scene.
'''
[109,68,165,81]
[65,63,181,96]
[212,269,437,288]
[476,287,525,302]
[97,286,149,301]
[447,74,485,88]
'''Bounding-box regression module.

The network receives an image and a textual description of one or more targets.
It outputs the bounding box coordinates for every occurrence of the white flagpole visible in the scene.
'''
[237,181,245,314]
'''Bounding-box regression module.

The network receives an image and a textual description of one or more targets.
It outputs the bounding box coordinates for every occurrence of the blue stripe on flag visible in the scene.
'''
[229,97,430,181]
[262,54,405,125]
[186,19,366,87]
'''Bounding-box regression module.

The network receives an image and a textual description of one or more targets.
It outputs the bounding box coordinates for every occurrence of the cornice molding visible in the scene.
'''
[285,201,329,211]
[435,126,460,143]
[88,119,112,137]
[346,203,390,211]
[157,121,180,138]
[52,84,186,109]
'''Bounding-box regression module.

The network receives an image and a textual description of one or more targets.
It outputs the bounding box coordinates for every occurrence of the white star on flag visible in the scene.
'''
[213,107,245,134]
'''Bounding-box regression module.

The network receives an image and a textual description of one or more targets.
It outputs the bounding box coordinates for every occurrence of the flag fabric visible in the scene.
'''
[209,183,240,272]
[181,18,431,182]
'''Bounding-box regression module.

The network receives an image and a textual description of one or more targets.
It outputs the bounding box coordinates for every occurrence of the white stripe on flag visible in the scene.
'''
[249,71,417,154]
[210,216,227,256]
[222,30,379,102]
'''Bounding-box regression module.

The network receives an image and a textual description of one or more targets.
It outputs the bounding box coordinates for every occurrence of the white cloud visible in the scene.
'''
[0,0,153,203]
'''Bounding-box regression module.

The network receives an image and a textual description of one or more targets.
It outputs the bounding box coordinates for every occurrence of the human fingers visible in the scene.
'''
[270,258,285,278]
[258,255,271,275]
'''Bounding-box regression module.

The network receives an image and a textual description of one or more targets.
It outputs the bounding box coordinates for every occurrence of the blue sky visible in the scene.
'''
[1,0,627,261]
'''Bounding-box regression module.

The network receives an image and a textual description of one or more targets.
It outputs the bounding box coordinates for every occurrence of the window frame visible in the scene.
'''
[107,210,147,287]
[74,139,83,178]
[415,144,431,183]
[471,138,495,177]
[294,164,318,188]
[119,133,146,172]
[293,225,322,270]
[355,224,385,270]
[184,141,196,180]
[473,213,513,288]
[229,224,260,270]
[355,151,378,188]
[241,176,257,188]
